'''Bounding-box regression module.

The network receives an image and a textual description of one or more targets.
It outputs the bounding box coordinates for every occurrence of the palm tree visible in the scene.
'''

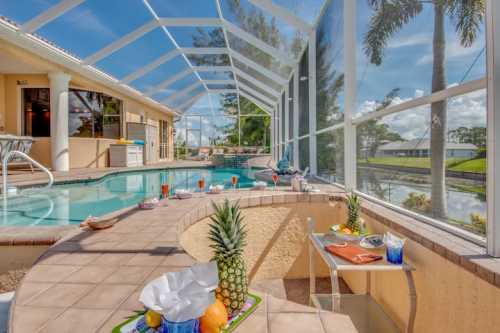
[363,0,485,219]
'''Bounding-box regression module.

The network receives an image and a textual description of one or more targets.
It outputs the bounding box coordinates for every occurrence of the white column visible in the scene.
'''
[270,109,275,160]
[293,65,300,169]
[487,0,500,256]
[308,30,318,175]
[285,84,290,144]
[48,72,71,171]
[343,0,357,190]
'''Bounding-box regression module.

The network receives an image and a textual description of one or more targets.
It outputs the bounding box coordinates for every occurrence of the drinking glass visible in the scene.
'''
[231,176,238,191]
[386,244,404,264]
[272,173,279,191]
[161,184,169,199]
[197,178,205,196]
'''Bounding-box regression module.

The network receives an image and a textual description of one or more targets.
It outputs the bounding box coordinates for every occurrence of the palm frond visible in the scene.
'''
[363,0,423,65]
[446,0,485,47]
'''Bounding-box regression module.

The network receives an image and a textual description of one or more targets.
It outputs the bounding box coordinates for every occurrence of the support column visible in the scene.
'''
[487,0,500,256]
[48,72,71,171]
[293,64,300,170]
[343,0,357,190]
[308,30,318,175]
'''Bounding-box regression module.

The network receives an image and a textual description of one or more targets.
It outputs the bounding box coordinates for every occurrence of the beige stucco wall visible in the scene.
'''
[181,201,500,333]
[0,38,174,168]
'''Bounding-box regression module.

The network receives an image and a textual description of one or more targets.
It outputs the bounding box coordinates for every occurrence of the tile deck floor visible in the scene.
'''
[8,189,357,333]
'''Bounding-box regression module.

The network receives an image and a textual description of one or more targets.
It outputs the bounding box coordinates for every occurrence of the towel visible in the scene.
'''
[325,243,382,264]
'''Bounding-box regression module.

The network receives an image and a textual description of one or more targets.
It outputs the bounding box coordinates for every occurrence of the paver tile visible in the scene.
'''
[74,284,137,310]
[26,283,95,308]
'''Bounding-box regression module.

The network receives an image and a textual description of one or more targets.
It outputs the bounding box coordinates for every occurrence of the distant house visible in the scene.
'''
[376,139,478,158]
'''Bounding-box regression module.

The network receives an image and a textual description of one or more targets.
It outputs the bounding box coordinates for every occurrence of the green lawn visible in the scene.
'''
[358,157,486,174]
[448,158,486,174]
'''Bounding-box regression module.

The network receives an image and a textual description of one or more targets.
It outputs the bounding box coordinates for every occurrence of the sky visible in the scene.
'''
[0,0,487,145]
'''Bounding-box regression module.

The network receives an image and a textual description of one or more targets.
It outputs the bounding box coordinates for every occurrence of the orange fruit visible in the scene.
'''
[200,299,228,333]
[341,228,352,234]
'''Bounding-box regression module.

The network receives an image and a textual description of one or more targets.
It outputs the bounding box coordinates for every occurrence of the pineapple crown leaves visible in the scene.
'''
[346,192,361,220]
[208,199,247,260]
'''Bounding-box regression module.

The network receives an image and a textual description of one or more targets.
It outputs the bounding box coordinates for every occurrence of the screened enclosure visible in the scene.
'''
[1,0,500,256]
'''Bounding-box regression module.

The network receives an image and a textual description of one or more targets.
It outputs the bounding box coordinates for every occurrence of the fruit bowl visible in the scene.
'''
[330,224,367,242]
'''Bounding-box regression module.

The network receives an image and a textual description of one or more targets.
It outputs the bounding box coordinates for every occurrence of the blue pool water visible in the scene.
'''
[0,168,261,226]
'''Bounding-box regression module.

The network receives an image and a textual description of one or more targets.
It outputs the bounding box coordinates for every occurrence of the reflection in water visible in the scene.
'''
[357,167,486,230]
[0,168,259,227]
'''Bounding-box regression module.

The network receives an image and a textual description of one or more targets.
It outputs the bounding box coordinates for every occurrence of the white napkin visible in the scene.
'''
[139,262,218,322]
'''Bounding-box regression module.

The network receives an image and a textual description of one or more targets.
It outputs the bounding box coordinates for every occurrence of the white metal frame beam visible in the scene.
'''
[121,49,179,84]
[157,17,222,27]
[207,89,238,94]
[308,29,317,175]
[162,82,203,105]
[223,20,295,66]
[239,83,277,106]
[21,0,85,33]
[145,68,192,97]
[180,47,229,55]
[230,49,288,85]
[177,91,206,111]
[343,0,356,189]
[193,66,234,72]
[487,0,500,256]
[204,80,236,85]
[83,20,157,64]
[247,0,313,33]
[233,67,281,97]
[239,92,272,114]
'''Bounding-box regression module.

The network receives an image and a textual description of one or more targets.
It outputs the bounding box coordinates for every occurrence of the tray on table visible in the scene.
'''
[112,293,261,333]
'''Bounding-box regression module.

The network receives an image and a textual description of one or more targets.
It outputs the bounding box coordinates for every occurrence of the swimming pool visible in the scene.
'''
[0,167,262,226]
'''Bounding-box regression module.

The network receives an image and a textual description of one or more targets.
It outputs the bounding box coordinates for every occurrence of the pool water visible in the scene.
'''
[0,168,262,226]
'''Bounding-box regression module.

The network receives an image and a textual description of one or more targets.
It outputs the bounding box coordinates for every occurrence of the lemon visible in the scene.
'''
[145,310,162,328]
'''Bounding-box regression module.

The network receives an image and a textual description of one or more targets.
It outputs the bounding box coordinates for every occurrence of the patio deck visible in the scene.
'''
[7,190,357,333]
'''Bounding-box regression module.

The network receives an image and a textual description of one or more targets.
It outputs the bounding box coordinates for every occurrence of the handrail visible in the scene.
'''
[2,150,54,196]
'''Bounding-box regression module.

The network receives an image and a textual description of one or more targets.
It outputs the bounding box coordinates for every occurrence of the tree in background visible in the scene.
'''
[448,126,486,148]
[357,88,404,160]
[363,0,485,219]
[315,24,345,179]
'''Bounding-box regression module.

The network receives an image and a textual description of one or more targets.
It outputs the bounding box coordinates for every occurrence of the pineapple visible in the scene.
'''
[208,199,248,314]
[346,193,361,233]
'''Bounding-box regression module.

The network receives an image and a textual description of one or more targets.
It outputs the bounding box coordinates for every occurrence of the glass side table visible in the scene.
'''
[308,218,417,333]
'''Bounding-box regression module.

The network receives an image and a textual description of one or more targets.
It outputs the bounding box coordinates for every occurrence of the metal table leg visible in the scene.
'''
[331,268,341,312]
[308,218,316,306]
[405,270,417,333]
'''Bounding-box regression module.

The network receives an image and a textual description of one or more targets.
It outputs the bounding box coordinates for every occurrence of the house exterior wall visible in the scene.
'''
[378,148,476,159]
[0,39,175,169]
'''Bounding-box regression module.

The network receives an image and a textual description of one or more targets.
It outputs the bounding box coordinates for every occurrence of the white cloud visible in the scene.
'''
[388,33,431,49]
[417,38,483,65]
[357,88,486,140]
[61,8,116,39]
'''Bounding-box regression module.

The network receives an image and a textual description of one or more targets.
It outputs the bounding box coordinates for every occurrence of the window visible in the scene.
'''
[317,128,344,185]
[299,49,309,136]
[69,90,122,139]
[316,0,344,130]
[299,137,309,171]
[23,88,50,137]
[351,1,487,237]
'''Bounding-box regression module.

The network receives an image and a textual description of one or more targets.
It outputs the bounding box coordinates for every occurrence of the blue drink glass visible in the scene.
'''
[162,318,199,333]
[386,245,403,264]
